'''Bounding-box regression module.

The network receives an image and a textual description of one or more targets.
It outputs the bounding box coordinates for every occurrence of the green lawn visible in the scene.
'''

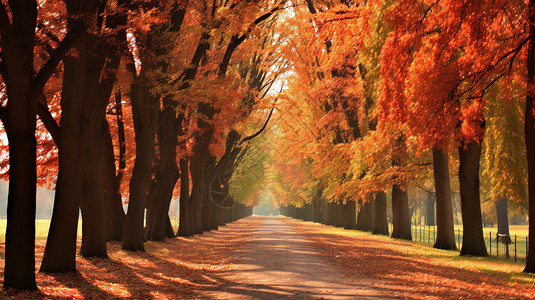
[0,218,182,243]
[406,223,529,261]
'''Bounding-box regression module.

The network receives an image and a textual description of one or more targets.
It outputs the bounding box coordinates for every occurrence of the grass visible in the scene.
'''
[318,221,535,285]
[0,218,183,243]
[405,223,529,261]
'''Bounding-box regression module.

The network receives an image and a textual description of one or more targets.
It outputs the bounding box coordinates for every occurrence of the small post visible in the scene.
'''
[515,235,517,262]
[428,226,430,245]
[489,231,492,256]
[457,229,461,248]
[496,233,499,257]
[506,237,510,258]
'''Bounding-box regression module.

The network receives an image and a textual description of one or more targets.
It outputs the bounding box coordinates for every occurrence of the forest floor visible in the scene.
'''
[0,216,534,299]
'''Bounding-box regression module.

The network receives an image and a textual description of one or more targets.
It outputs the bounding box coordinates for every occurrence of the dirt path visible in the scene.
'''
[200,216,391,299]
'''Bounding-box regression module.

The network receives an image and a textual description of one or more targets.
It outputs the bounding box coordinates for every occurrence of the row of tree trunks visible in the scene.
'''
[143,5,187,241]
[41,0,127,272]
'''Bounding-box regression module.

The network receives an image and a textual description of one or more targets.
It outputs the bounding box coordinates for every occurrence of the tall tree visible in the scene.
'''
[0,0,76,289]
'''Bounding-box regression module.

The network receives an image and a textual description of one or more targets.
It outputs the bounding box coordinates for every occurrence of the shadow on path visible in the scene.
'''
[198,216,392,299]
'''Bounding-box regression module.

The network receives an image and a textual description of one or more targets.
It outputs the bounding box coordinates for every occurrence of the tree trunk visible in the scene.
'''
[102,120,125,242]
[334,203,343,227]
[526,0,535,270]
[79,122,108,258]
[432,148,456,250]
[391,135,412,240]
[524,0,535,273]
[496,196,512,244]
[313,188,322,223]
[122,78,158,251]
[189,153,205,234]
[373,191,389,235]
[458,140,487,256]
[40,53,83,273]
[145,103,179,241]
[391,183,412,240]
[343,200,357,229]
[326,202,336,225]
[357,196,374,231]
[77,31,113,258]
[1,1,38,290]
[178,159,191,237]
[165,215,175,238]
[425,193,436,226]
[4,131,37,290]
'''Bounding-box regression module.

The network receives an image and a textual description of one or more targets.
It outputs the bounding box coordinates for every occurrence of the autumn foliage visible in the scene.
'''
[0,0,535,293]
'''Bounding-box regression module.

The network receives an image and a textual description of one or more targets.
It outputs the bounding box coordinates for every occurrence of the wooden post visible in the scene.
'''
[489,231,492,256]
[496,233,499,257]
[515,235,517,262]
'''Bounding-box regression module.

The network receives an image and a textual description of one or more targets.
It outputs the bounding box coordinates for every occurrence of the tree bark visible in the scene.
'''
[391,183,412,240]
[102,120,125,242]
[525,0,535,272]
[425,193,436,226]
[40,50,83,273]
[313,188,322,223]
[145,103,179,241]
[77,27,115,258]
[189,153,205,234]
[178,159,191,236]
[373,191,389,235]
[0,1,37,289]
[432,148,456,250]
[357,196,374,231]
[4,132,37,290]
[343,200,357,229]
[458,140,487,256]
[79,118,108,258]
[496,196,512,244]
[122,77,158,251]
[390,140,412,240]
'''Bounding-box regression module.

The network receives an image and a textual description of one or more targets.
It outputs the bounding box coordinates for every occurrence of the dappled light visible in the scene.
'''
[0,0,535,298]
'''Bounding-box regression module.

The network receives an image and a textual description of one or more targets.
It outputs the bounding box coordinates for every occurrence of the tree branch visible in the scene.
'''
[218,4,294,76]
[32,29,80,98]
[305,0,317,14]
[37,94,59,145]
[239,100,277,145]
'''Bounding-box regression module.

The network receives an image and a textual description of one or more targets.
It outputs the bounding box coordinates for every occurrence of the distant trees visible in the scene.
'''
[272,0,534,272]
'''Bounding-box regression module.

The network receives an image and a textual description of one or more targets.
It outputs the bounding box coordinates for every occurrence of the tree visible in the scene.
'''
[0,0,76,289]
